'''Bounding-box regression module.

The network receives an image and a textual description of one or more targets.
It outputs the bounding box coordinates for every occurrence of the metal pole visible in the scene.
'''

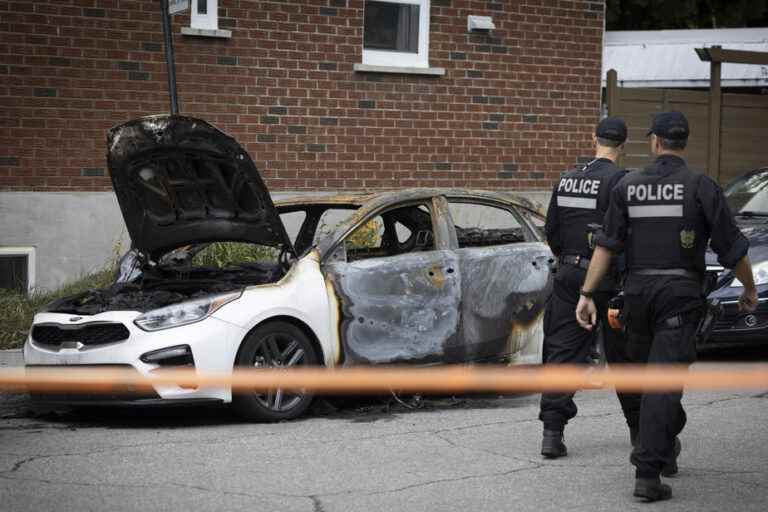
[161,0,179,115]
[605,69,623,167]
[606,69,618,117]
[708,56,722,181]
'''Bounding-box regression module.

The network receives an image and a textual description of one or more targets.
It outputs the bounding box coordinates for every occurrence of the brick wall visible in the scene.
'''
[0,0,605,192]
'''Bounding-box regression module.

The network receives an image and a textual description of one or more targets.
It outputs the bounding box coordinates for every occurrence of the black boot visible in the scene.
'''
[541,429,567,458]
[634,477,672,502]
[662,437,682,477]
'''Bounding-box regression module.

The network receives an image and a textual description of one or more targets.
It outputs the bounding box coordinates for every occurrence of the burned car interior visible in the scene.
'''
[281,197,534,264]
[280,202,436,262]
[449,200,531,248]
[341,204,436,262]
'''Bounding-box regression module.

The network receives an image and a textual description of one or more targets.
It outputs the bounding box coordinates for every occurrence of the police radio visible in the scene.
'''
[586,223,603,251]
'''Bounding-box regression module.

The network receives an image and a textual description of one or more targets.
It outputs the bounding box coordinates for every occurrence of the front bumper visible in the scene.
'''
[24,311,247,403]
[705,297,768,348]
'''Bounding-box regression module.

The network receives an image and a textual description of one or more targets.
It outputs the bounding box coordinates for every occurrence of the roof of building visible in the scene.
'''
[602,28,768,88]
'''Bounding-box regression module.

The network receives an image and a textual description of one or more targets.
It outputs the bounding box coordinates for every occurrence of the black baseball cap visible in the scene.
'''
[646,111,689,140]
[595,117,627,143]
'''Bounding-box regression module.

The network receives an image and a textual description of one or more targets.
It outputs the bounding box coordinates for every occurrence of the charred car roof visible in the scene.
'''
[274,189,545,259]
[274,189,543,212]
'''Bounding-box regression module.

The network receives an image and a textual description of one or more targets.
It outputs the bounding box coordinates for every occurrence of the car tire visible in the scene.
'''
[232,321,320,422]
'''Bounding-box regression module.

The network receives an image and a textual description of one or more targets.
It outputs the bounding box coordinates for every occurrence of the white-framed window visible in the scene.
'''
[0,247,36,294]
[362,0,430,69]
[191,0,218,30]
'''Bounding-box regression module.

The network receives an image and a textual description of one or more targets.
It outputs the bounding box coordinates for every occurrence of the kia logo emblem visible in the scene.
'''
[69,317,83,322]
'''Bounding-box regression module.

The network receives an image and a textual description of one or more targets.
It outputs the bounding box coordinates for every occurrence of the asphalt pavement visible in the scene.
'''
[0,348,766,512]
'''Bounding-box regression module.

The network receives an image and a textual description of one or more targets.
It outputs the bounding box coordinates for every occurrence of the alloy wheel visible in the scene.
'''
[251,333,307,412]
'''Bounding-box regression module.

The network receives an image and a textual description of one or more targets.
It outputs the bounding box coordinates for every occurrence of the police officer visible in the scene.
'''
[539,117,641,458]
[575,111,758,501]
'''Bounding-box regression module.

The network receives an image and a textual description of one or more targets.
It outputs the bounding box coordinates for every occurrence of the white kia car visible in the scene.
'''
[24,115,553,421]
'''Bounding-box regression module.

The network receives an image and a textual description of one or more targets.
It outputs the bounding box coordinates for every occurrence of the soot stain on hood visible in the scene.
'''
[107,115,293,261]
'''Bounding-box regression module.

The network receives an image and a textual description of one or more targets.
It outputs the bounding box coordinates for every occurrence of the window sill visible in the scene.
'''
[180,27,232,39]
[353,64,446,76]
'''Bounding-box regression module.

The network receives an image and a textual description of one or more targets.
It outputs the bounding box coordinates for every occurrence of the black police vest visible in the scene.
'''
[554,169,605,257]
[624,167,706,271]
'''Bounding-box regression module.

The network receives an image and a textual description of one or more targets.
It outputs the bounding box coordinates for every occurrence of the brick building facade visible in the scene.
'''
[0,0,605,289]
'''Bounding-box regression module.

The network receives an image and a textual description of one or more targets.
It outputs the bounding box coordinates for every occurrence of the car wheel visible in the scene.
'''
[232,321,320,422]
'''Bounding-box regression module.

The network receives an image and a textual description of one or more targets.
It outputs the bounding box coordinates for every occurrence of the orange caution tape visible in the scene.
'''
[0,364,767,395]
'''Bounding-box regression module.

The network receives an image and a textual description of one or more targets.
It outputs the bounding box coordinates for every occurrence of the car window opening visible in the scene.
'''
[447,201,529,248]
[343,203,435,262]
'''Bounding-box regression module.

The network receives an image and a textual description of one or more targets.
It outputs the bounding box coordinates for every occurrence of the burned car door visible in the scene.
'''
[322,200,461,365]
[444,197,552,364]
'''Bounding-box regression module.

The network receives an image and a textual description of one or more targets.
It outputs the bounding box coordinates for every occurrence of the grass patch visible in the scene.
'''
[0,269,116,350]
[191,242,278,268]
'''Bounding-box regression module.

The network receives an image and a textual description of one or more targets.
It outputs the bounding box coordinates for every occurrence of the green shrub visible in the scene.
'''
[191,242,278,268]
[0,268,116,350]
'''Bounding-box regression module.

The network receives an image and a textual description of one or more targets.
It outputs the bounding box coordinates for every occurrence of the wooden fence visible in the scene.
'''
[607,75,768,184]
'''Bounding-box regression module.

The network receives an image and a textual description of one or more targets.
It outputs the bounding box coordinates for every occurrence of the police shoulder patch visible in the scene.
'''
[680,229,696,249]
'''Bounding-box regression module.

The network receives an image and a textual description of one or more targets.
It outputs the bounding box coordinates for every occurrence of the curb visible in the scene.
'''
[0,349,23,368]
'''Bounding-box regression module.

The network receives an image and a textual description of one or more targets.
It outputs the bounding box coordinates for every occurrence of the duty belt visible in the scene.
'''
[632,268,700,280]
[560,254,591,270]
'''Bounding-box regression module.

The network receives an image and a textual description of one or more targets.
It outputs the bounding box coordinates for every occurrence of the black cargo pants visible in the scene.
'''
[623,274,702,478]
[539,264,641,431]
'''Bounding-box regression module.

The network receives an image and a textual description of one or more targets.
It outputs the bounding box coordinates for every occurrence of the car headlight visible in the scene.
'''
[730,260,768,288]
[133,291,241,331]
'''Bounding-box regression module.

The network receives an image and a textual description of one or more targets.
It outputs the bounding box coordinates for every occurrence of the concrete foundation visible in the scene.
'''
[0,192,129,292]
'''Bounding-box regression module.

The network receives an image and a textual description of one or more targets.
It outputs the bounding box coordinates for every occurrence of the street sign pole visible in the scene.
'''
[161,0,179,115]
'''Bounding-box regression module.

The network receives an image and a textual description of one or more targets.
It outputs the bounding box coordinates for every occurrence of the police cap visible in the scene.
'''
[595,116,627,143]
[646,111,690,140]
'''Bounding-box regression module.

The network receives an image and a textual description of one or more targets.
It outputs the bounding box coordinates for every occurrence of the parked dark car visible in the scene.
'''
[704,167,768,350]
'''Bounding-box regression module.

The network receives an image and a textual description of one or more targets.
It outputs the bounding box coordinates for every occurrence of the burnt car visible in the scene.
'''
[24,115,553,421]
[705,167,768,349]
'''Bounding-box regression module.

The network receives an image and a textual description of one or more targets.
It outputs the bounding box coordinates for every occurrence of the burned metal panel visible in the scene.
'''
[318,189,551,366]
[431,196,459,250]
[323,250,461,365]
[451,243,553,363]
[274,194,372,208]
[107,115,294,259]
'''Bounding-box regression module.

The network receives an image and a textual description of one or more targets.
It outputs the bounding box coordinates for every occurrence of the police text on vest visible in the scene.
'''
[558,178,600,195]
[627,184,684,202]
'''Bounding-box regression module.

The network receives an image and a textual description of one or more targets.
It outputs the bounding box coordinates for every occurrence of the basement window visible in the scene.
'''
[362,0,430,69]
[0,247,35,295]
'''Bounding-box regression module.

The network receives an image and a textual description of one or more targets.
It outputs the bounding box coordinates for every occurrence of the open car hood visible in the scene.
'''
[107,115,293,260]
